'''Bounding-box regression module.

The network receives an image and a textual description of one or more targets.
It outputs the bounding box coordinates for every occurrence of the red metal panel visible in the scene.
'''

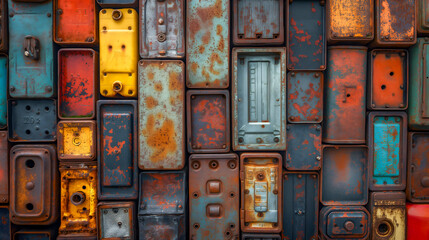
[407,203,429,239]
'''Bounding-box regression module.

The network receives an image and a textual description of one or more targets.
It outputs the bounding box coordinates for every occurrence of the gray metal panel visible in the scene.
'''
[100,207,131,238]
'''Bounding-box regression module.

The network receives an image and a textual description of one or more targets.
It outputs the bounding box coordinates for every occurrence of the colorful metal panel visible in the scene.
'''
[368,112,407,191]
[368,49,408,110]
[0,132,7,203]
[8,0,54,98]
[57,121,96,161]
[54,0,97,45]
[10,145,58,225]
[282,172,319,240]
[138,215,186,240]
[8,99,57,142]
[417,0,429,34]
[99,8,138,98]
[58,49,97,120]
[139,0,185,58]
[0,54,6,129]
[287,71,323,123]
[232,48,286,151]
[189,154,239,240]
[319,206,370,240]
[14,230,55,240]
[321,145,368,205]
[407,203,429,239]
[97,100,138,200]
[286,124,321,171]
[242,234,281,240]
[0,0,7,52]
[287,0,325,70]
[187,90,230,154]
[370,192,406,240]
[0,207,10,240]
[138,60,185,170]
[240,153,282,233]
[139,171,186,215]
[324,46,367,144]
[96,0,136,7]
[186,0,229,88]
[408,132,429,202]
[97,202,135,240]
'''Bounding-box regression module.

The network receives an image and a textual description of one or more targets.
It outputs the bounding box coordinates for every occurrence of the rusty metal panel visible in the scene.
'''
[10,145,58,225]
[138,215,185,240]
[57,121,96,161]
[324,46,367,144]
[58,162,97,239]
[0,132,7,203]
[0,0,7,52]
[282,172,319,240]
[138,60,185,170]
[189,154,239,240]
[287,0,325,70]
[58,49,97,120]
[0,207,10,239]
[14,229,56,240]
[319,206,370,240]
[408,132,429,202]
[326,0,374,43]
[232,48,286,151]
[97,202,135,240]
[8,99,57,142]
[0,54,6,129]
[287,71,323,123]
[97,100,138,200]
[187,90,230,154]
[54,0,97,45]
[240,153,282,233]
[96,0,136,7]
[368,112,407,191]
[286,124,321,171]
[407,203,429,239]
[140,0,185,58]
[233,0,284,45]
[139,171,186,215]
[368,49,408,110]
[186,0,229,88]
[321,145,368,205]
[242,234,281,239]
[370,192,406,240]
[417,0,429,34]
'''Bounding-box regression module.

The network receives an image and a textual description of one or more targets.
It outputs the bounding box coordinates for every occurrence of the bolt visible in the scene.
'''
[256,138,262,143]
[314,73,320,78]
[274,137,279,143]
[320,65,325,69]
[158,18,164,24]
[244,189,249,194]
[399,103,404,108]
[57,9,63,15]
[316,156,321,161]
[47,13,51,17]
[273,190,278,194]
[289,116,295,121]
[46,86,53,92]
[291,72,295,77]
[10,86,15,92]
[9,13,14,17]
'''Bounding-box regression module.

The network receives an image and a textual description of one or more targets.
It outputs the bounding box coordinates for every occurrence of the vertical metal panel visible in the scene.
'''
[0,207,10,239]
[368,49,408,110]
[324,46,367,144]
[286,124,321,170]
[287,71,323,123]
[0,132,7,203]
[368,112,407,191]
[8,0,54,98]
[140,0,185,58]
[240,153,282,233]
[407,203,429,239]
[282,172,319,240]
[97,100,138,200]
[138,60,185,170]
[321,145,368,205]
[8,99,57,142]
[138,215,186,240]
[0,54,6,129]
[97,202,135,240]
[99,8,138,98]
[242,234,281,239]
[417,0,429,34]
[14,230,55,240]
[287,0,325,70]
[0,0,7,52]
[96,0,136,7]
[187,90,230,153]
[232,48,286,151]
[54,0,97,45]
[58,49,97,120]
[408,132,429,202]
[186,0,229,88]
[10,145,58,225]
[57,121,96,161]
[189,154,239,240]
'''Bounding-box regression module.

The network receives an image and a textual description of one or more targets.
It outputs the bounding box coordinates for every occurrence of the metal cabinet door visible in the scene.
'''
[97,202,135,240]
[408,132,429,202]
[0,132,7,203]
[407,203,429,239]
[57,121,96,161]
[138,215,185,240]
[0,54,6,129]
[286,124,321,170]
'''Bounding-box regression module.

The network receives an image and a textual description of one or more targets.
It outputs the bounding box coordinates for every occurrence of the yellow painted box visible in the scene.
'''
[57,120,96,161]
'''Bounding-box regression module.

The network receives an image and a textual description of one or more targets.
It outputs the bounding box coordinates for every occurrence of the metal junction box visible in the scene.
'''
[407,203,429,239]
[286,124,322,171]
[97,202,135,240]
[0,207,10,239]
[138,214,185,240]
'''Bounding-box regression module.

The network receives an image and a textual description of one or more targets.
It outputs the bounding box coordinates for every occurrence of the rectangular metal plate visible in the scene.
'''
[240,153,282,233]
[10,145,58,225]
[287,0,325,70]
[321,145,368,205]
[418,0,429,33]
[98,100,138,200]
[287,71,323,123]
[242,234,281,240]
[140,0,185,58]
[186,0,229,88]
[98,202,135,240]
[8,0,54,98]
[58,49,97,119]
[408,132,429,202]
[0,132,7,203]
[0,0,7,52]
[138,60,185,170]
[138,215,185,240]
[407,203,429,239]
[232,48,286,151]
[233,0,284,45]
[54,0,97,45]
[0,207,10,239]
[0,54,6,128]
[324,46,367,144]
[187,90,230,153]
[368,49,408,110]
[14,230,55,240]
[99,8,138,98]
[139,171,186,215]
[96,0,136,7]
[8,99,57,142]
[282,172,319,240]
[57,121,96,161]
[368,112,407,191]
[189,154,239,239]
[286,124,321,170]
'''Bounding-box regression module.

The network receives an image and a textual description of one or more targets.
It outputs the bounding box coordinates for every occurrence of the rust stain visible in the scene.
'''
[145,96,158,109]
[142,115,177,163]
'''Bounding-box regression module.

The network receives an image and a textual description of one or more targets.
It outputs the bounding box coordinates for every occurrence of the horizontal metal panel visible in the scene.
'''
[14,229,56,240]
[138,215,186,240]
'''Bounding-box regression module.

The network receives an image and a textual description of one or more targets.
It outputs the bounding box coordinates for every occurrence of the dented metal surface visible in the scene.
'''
[189,154,239,240]
[408,132,429,202]
[138,214,186,240]
[0,0,7,52]
[407,203,429,239]
[242,234,281,240]
[0,54,7,128]
[57,121,96,161]
[417,0,429,34]
[138,60,185,170]
[186,0,229,88]
[0,132,7,203]
[286,124,321,171]
[97,202,135,240]
[0,207,10,240]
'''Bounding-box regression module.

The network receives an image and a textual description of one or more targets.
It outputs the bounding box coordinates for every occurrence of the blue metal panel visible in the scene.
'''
[0,207,9,240]
[286,124,322,170]
[0,55,7,129]
[138,215,185,240]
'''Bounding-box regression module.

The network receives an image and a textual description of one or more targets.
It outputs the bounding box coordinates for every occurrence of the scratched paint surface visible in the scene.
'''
[286,124,321,171]
[0,55,6,129]
[57,121,95,160]
[320,206,370,239]
[138,215,186,240]
[408,133,429,202]
[377,0,415,43]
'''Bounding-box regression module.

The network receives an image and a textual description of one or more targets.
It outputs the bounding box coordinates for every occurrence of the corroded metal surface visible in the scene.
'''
[0,132,7,203]
[57,120,96,161]
[286,124,322,171]
[97,202,135,239]
[408,132,429,202]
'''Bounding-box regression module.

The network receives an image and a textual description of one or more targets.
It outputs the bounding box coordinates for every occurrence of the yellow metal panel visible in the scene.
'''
[57,121,96,161]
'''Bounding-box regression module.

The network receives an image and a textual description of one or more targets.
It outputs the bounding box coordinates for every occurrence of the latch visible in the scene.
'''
[24,36,40,60]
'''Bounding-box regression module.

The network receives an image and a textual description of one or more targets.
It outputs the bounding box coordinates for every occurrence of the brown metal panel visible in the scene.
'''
[97,202,135,240]
[0,0,7,52]
[0,132,7,203]
[14,229,56,240]
[57,121,96,161]
[417,0,429,34]
[407,132,429,202]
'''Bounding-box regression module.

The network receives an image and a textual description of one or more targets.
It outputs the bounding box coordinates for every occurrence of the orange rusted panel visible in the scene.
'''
[57,120,96,161]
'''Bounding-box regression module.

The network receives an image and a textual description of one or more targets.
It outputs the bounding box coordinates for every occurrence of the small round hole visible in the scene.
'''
[209,160,219,169]
[72,194,82,203]
[121,45,125,49]
[346,93,351,97]
[26,203,34,210]
[25,105,31,111]
[108,45,112,50]
[381,85,386,90]
[82,185,86,189]
[25,129,31,135]
[389,72,394,76]
[229,192,235,198]
[45,130,49,135]
[193,223,200,229]
[225,231,231,236]
[45,106,49,111]
[83,207,87,211]
[128,9,132,14]
[128,90,133,95]
[25,159,35,168]
[128,26,132,30]
[103,90,108,95]
[230,223,235,229]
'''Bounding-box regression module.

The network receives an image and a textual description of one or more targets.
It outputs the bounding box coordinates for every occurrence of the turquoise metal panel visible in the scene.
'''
[0,55,6,129]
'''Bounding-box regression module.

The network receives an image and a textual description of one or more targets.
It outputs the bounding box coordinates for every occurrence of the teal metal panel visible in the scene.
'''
[0,55,6,129]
